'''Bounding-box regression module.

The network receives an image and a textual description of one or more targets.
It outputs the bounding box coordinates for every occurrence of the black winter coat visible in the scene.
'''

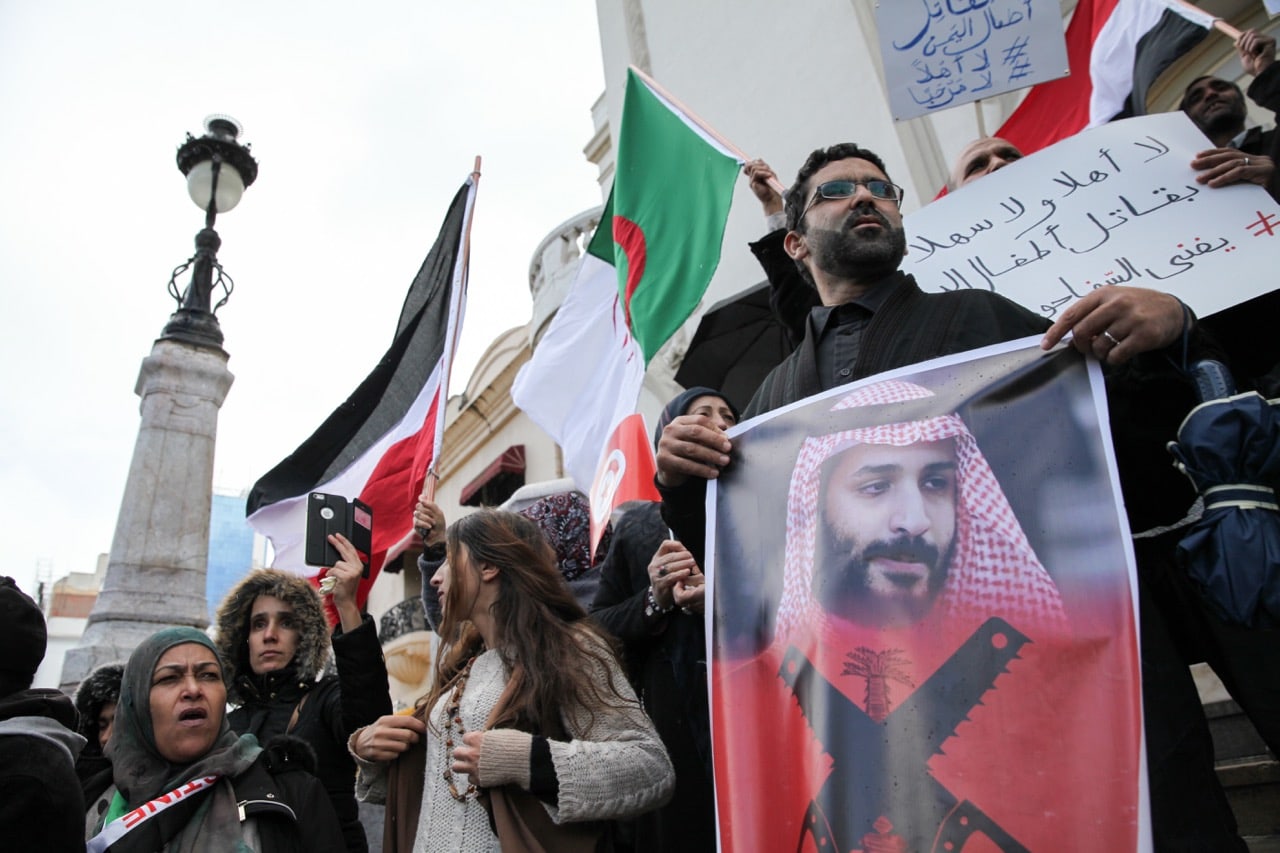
[591,502,715,853]
[90,737,345,853]
[229,617,391,853]
[0,688,86,853]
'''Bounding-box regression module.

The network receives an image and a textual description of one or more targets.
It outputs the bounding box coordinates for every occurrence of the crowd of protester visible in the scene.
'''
[2,26,1277,853]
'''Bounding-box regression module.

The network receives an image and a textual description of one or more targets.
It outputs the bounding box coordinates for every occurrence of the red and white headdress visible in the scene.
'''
[774,379,1067,642]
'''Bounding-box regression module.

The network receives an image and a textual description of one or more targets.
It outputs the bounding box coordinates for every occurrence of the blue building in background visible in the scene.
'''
[207,489,258,620]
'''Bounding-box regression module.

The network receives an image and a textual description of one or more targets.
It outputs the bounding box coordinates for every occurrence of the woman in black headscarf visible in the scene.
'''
[589,386,739,853]
[86,626,343,853]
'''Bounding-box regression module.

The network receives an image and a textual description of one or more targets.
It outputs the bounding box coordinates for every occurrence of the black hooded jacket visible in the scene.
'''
[75,661,124,807]
[0,688,87,853]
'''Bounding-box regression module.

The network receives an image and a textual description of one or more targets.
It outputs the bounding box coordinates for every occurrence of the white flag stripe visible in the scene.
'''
[1160,0,1217,30]
[1088,0,1213,127]
[247,359,445,576]
[512,251,645,491]
[432,179,478,466]
[635,76,742,162]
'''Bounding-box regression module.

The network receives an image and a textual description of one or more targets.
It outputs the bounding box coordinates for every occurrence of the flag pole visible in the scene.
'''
[1165,0,1239,39]
[419,157,482,510]
[973,99,988,139]
[629,65,786,195]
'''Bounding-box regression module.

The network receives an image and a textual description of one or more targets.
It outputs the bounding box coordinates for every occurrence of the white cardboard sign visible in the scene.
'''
[903,112,1280,320]
[876,0,1070,121]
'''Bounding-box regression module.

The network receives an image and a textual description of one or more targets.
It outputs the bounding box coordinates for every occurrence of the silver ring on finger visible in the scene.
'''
[1244,157,1251,167]
[1102,330,1121,347]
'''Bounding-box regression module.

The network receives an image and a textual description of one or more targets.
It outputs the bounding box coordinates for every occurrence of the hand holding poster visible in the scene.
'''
[904,112,1280,320]
[708,340,1147,852]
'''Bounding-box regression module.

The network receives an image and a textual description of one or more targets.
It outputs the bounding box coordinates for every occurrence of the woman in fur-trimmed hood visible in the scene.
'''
[214,558,392,853]
[75,661,124,809]
[215,570,330,704]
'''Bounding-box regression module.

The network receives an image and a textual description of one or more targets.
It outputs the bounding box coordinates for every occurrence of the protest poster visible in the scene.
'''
[904,111,1280,320]
[707,339,1147,852]
[875,0,1069,121]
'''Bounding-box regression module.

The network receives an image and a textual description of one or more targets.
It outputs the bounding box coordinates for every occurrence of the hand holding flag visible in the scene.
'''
[513,68,744,498]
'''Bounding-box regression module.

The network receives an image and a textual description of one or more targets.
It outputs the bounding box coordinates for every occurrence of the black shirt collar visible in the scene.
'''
[808,270,904,337]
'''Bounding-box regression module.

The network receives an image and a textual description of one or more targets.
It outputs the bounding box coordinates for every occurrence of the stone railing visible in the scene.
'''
[379,596,426,645]
[526,206,604,347]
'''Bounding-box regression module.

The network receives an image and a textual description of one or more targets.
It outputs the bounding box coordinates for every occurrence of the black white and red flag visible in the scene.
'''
[995,0,1215,156]
[247,174,476,611]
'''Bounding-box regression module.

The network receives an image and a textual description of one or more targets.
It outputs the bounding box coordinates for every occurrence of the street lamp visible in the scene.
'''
[59,116,255,690]
[161,115,258,349]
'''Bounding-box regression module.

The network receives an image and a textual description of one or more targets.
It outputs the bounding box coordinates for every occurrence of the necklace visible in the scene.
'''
[442,655,479,802]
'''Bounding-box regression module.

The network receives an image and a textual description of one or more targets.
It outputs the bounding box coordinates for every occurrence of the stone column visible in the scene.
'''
[61,338,233,688]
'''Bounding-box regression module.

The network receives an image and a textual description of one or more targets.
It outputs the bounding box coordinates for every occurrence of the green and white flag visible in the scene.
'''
[513,69,742,490]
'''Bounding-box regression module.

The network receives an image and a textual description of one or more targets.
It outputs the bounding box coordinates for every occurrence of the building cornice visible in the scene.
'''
[436,335,531,480]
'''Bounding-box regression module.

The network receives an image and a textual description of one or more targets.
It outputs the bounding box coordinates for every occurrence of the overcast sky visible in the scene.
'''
[0,1,607,598]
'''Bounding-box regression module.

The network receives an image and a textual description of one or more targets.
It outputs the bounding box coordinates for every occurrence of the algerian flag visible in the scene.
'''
[513,68,742,491]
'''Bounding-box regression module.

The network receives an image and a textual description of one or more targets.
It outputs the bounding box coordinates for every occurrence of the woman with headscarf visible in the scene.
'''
[85,626,343,852]
[589,386,738,853]
[350,509,674,853]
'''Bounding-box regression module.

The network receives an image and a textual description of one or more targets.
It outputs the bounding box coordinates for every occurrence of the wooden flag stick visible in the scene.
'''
[973,99,988,140]
[1166,0,1240,39]
[628,65,786,195]
[417,157,482,522]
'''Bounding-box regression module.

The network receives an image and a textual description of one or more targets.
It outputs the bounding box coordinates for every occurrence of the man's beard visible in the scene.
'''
[813,529,954,628]
[1199,106,1246,138]
[1194,96,1246,138]
[804,203,907,284]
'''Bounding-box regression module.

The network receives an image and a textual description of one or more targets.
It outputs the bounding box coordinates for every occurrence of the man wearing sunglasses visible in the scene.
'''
[661,144,1196,538]
[743,141,1026,350]
[657,144,1248,850]
[734,143,1189,417]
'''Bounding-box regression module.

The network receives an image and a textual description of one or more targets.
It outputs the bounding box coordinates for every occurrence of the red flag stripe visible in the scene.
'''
[995,0,1121,155]
[247,177,476,619]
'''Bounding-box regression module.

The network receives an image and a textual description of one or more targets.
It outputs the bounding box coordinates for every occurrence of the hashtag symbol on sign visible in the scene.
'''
[1002,37,1031,81]
[1248,211,1279,237]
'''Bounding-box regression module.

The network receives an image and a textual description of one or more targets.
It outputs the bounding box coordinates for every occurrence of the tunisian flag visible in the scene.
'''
[996,0,1213,156]
[586,413,661,559]
[247,175,476,610]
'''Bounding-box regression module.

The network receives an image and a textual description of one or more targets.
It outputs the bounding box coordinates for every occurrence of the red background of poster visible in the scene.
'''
[709,345,1143,852]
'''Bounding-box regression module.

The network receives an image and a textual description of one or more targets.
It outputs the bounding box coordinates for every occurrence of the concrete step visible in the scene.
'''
[1206,698,1276,764]
[1218,755,1280,839]
[1201,691,1280,844]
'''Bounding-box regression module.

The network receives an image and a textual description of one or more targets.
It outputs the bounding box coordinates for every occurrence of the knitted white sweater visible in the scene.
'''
[354,640,674,853]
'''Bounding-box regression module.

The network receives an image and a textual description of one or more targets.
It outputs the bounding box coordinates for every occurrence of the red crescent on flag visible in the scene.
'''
[612,215,647,329]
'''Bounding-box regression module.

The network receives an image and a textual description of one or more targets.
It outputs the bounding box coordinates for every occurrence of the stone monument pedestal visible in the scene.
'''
[61,338,233,689]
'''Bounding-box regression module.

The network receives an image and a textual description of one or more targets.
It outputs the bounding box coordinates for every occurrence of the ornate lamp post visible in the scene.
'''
[61,117,258,689]
[163,115,258,348]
